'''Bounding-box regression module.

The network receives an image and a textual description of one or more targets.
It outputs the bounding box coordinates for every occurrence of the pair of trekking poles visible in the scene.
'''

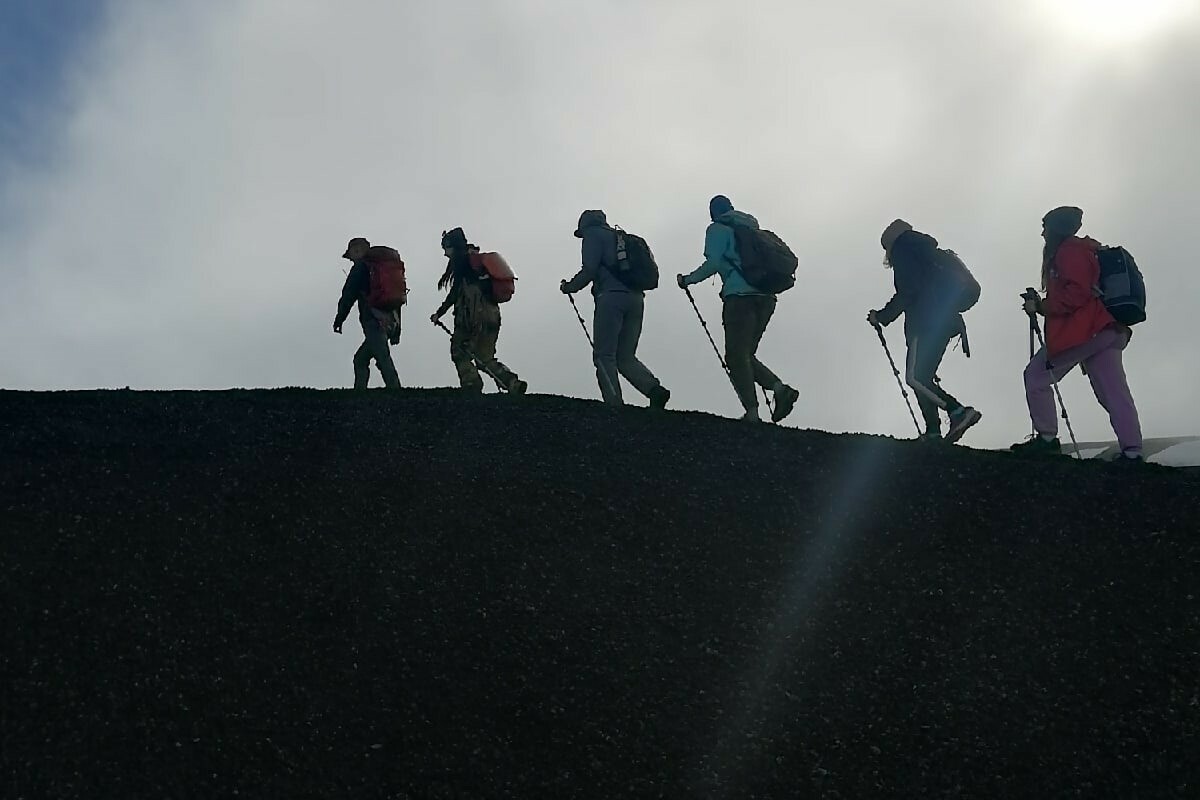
[868,287,1080,457]
[564,290,775,416]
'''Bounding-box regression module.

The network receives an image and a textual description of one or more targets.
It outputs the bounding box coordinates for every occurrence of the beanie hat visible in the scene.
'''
[1042,206,1083,236]
[441,227,467,249]
[880,219,913,250]
[709,194,734,221]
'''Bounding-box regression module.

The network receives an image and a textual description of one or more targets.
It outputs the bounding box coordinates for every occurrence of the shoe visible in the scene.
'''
[1109,452,1146,467]
[1010,435,1062,456]
[771,385,800,423]
[648,386,671,411]
[740,409,761,423]
[918,430,944,444]
[945,406,982,444]
[509,379,528,396]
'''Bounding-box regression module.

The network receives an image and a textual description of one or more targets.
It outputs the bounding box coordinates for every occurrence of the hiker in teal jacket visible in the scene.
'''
[678,195,800,423]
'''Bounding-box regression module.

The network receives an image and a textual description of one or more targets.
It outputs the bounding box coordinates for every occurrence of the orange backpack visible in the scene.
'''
[469,251,516,303]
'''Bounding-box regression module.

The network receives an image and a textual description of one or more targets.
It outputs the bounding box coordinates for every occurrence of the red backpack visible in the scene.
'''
[363,246,407,310]
[469,251,516,303]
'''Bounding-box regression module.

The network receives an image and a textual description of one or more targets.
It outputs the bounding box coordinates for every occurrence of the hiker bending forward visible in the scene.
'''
[677,195,799,423]
[333,236,401,390]
[431,227,526,395]
[561,210,671,409]
[1011,206,1143,461]
[868,220,981,443]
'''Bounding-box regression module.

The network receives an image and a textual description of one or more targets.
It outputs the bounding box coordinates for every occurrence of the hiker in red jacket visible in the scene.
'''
[1011,207,1144,462]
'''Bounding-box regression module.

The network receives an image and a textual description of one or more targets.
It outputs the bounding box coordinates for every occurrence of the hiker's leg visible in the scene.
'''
[352,335,372,390]
[1083,328,1143,455]
[475,321,519,390]
[592,292,624,404]
[451,325,483,391]
[748,296,782,390]
[1022,338,1094,437]
[615,293,661,398]
[722,296,758,412]
[363,319,400,390]
[905,331,959,434]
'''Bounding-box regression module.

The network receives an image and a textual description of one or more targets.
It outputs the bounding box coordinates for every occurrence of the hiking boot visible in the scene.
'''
[1109,452,1146,467]
[918,430,944,444]
[945,406,982,444]
[771,385,800,423]
[508,379,528,396]
[648,386,671,411]
[740,408,762,423]
[1010,435,1062,457]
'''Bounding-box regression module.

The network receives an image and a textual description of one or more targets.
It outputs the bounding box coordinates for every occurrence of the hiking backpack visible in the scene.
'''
[610,228,660,291]
[933,249,982,313]
[364,246,407,310]
[728,225,798,294]
[469,251,517,303]
[1096,246,1147,325]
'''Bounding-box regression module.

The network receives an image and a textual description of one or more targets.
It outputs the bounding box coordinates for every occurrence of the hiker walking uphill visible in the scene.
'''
[868,220,982,443]
[560,210,671,409]
[430,227,527,395]
[1011,206,1145,462]
[676,195,800,423]
[333,237,404,390]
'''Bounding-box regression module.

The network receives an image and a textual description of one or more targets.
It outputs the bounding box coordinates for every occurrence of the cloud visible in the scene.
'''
[1,0,1196,446]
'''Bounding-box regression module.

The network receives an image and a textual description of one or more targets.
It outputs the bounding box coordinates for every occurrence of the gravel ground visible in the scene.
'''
[2,389,1197,799]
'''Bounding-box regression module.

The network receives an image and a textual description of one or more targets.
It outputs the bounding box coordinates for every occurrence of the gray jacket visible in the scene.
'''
[563,210,634,296]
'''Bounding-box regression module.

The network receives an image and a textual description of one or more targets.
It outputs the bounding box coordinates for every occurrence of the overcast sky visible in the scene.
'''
[1,0,1197,447]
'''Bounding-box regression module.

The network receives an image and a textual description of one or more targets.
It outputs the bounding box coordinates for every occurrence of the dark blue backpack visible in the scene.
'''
[1097,246,1147,325]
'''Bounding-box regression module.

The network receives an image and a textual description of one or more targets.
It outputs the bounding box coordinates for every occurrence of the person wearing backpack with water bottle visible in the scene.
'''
[430,227,527,395]
[333,236,403,390]
[560,210,671,409]
[1010,206,1144,463]
[676,195,801,423]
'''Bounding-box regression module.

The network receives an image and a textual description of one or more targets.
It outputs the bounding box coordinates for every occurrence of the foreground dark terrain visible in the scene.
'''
[2,390,1197,799]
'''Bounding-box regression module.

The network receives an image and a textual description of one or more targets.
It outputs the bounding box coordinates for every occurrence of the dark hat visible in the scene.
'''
[574,210,607,238]
[709,194,734,221]
[342,237,370,258]
[1042,206,1083,236]
[441,227,468,249]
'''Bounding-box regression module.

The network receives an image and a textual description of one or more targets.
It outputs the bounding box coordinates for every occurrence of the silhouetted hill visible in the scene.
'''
[2,389,1197,798]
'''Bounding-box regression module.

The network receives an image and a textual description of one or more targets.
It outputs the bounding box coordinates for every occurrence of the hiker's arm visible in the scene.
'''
[563,235,602,293]
[680,225,726,285]
[334,262,365,327]
[876,263,917,326]
[434,282,459,318]
[1044,248,1096,316]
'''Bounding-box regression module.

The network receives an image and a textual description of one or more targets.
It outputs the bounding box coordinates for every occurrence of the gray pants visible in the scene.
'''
[353,314,400,390]
[722,295,782,411]
[593,291,662,405]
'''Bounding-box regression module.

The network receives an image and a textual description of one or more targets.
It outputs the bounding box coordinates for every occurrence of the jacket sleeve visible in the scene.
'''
[334,262,367,326]
[1044,247,1097,317]
[876,263,919,325]
[563,232,604,293]
[681,225,727,285]
[435,281,460,318]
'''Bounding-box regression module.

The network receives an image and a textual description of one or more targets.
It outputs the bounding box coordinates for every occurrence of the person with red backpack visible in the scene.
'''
[430,227,527,395]
[1010,206,1144,462]
[867,220,982,443]
[333,236,402,390]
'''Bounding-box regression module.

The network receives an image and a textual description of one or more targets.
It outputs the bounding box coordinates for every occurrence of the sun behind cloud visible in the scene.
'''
[1036,0,1196,45]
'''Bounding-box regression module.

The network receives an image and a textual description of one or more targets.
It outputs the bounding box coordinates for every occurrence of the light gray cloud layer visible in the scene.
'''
[2,0,1197,447]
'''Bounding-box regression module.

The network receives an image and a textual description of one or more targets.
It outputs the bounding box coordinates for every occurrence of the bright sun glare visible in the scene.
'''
[1040,0,1194,44]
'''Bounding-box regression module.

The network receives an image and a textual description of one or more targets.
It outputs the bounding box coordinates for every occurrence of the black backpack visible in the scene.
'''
[933,249,981,313]
[729,225,798,294]
[1097,246,1147,325]
[609,228,659,291]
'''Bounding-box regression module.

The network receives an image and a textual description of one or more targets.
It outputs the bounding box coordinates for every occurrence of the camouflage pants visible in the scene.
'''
[451,296,519,392]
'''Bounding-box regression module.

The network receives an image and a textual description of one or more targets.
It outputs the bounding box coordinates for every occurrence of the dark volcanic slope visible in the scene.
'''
[2,390,1197,799]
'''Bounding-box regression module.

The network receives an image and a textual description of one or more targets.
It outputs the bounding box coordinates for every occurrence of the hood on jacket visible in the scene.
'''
[715,210,759,230]
[574,210,609,238]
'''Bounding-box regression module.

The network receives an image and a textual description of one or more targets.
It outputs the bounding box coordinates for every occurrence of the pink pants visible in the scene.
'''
[1024,326,1143,455]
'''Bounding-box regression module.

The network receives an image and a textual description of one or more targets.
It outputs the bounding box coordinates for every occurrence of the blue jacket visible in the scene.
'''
[680,210,766,298]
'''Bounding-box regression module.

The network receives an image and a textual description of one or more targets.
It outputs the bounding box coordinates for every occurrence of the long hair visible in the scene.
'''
[437,244,477,291]
[1041,232,1069,290]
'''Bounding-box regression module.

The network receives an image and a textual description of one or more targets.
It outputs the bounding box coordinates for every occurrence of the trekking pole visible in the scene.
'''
[682,286,774,416]
[869,321,922,435]
[1023,288,1081,459]
[564,293,620,403]
[1027,308,1037,438]
[432,317,507,392]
